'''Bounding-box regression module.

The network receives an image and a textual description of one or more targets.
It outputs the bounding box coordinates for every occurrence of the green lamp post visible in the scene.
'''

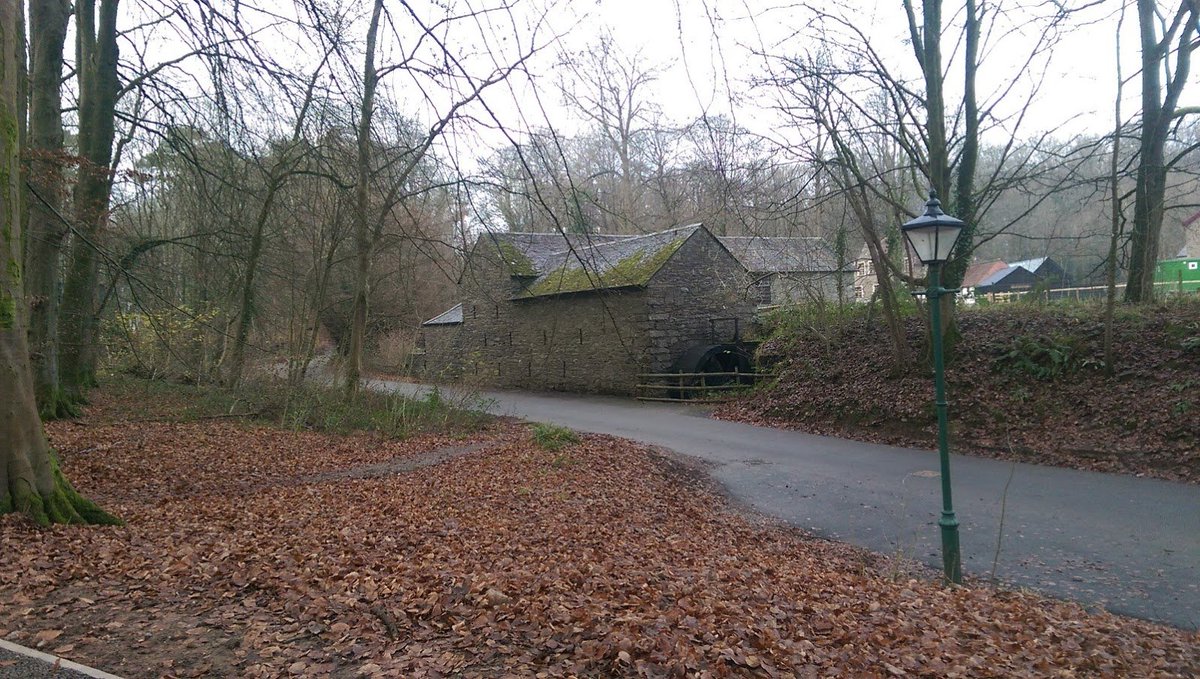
[901,189,966,585]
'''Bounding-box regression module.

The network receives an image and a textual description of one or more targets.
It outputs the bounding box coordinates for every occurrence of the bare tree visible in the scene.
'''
[343,0,549,393]
[556,32,662,232]
[59,0,121,402]
[23,0,73,417]
[1,0,117,526]
[225,48,337,387]
[1125,0,1198,302]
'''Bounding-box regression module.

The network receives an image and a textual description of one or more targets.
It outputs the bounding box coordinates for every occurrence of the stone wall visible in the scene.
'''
[420,323,466,380]
[502,290,649,393]
[428,239,651,394]
[769,271,849,306]
[644,232,756,371]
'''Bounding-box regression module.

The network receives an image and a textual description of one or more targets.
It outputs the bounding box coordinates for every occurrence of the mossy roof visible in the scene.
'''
[478,231,630,278]
[515,225,700,299]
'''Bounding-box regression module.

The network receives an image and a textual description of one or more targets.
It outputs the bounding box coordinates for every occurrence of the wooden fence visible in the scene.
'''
[635,371,766,403]
[980,280,1199,305]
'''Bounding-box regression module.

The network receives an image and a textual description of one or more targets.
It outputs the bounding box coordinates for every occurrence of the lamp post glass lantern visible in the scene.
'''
[901,189,965,584]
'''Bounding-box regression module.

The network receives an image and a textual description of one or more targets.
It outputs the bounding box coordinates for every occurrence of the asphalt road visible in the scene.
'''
[0,641,117,678]
[369,377,1200,630]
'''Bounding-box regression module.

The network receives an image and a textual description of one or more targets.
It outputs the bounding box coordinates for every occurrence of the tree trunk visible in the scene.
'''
[345,0,384,396]
[912,0,980,352]
[1126,0,1167,303]
[944,0,979,290]
[1126,0,1197,303]
[920,0,950,202]
[292,232,337,388]
[1,0,117,525]
[59,0,120,402]
[225,179,282,387]
[1105,10,1126,375]
[24,0,73,417]
[842,176,909,370]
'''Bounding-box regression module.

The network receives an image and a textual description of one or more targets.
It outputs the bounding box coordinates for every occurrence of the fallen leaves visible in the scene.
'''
[32,629,62,646]
[0,389,1195,677]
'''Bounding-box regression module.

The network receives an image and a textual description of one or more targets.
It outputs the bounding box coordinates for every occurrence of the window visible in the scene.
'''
[854,286,864,300]
[751,278,773,305]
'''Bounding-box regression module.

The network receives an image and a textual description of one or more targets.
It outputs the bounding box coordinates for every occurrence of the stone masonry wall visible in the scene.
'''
[644,232,757,372]
[503,290,648,393]
[770,271,850,306]
[423,229,759,394]
[421,323,466,380]
[430,240,651,394]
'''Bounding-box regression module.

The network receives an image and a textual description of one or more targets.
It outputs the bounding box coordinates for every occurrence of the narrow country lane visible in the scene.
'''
[368,377,1200,630]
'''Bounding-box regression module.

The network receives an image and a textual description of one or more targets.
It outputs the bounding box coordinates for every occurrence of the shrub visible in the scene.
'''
[100,377,491,439]
[102,305,223,383]
[992,334,1096,381]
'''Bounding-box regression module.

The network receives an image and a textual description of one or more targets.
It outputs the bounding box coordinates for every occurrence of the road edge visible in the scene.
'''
[0,639,124,679]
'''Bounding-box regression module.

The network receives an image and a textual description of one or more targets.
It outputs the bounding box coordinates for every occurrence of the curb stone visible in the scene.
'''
[0,639,124,679]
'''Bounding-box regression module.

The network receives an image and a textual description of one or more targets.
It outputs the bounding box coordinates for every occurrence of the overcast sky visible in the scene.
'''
[500,0,1182,143]
[112,0,1196,170]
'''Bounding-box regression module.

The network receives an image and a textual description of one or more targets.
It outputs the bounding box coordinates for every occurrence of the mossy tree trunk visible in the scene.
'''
[1,0,118,526]
[24,0,74,418]
[59,0,120,403]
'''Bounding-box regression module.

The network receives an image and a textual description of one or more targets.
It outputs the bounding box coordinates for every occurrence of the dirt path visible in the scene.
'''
[304,442,494,482]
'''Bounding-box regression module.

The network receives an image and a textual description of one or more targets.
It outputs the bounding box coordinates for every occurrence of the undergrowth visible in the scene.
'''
[531,423,579,452]
[94,376,492,438]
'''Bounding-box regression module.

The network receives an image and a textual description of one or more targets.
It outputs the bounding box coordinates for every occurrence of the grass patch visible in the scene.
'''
[94,376,492,439]
[530,423,579,452]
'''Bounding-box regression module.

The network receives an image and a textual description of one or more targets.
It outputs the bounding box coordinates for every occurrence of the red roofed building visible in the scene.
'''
[961,260,1009,290]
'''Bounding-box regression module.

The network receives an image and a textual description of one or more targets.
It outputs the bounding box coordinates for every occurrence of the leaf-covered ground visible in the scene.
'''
[717,301,1200,483]
[2,389,1198,677]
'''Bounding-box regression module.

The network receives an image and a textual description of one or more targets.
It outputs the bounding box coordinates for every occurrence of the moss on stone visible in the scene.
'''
[496,241,537,277]
[523,237,685,297]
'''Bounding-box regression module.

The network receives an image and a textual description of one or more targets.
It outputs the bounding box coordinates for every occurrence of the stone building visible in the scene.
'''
[717,236,851,306]
[419,224,756,394]
[853,241,919,302]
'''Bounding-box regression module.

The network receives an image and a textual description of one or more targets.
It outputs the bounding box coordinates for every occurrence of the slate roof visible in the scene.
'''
[477,231,631,276]
[977,264,1023,288]
[470,226,845,299]
[516,225,701,299]
[421,303,463,326]
[717,236,845,273]
[961,260,1009,289]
